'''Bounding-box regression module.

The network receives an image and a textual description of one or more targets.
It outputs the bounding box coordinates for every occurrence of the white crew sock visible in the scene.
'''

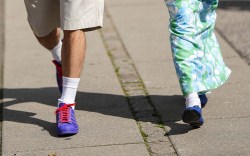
[58,76,80,110]
[185,92,201,108]
[51,40,62,63]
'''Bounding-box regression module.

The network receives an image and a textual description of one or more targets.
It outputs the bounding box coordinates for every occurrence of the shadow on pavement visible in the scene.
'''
[0,87,192,137]
[218,1,250,10]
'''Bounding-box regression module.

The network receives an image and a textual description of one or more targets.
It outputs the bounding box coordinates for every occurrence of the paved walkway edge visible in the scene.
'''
[0,0,4,154]
[100,9,178,156]
[215,27,250,65]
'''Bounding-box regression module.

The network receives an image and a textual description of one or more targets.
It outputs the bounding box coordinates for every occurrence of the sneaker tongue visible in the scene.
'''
[59,103,67,107]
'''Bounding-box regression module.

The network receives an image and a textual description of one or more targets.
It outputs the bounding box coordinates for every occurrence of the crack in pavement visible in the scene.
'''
[100,8,179,156]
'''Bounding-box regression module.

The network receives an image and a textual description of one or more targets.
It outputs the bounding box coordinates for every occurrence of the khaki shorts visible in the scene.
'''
[24,0,104,37]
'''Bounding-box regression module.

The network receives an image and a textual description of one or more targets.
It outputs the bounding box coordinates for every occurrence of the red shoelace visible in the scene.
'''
[55,104,75,123]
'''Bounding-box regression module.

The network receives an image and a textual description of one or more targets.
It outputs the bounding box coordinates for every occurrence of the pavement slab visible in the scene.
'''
[12,144,150,156]
[217,1,250,65]
[167,118,250,156]
[106,0,250,155]
[2,0,148,155]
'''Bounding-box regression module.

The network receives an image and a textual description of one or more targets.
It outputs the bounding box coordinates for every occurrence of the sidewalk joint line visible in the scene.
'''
[215,28,250,65]
[9,142,145,154]
[0,0,5,154]
[163,115,250,123]
[99,8,179,156]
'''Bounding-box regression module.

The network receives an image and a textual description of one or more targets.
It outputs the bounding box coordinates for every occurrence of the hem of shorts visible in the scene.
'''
[61,18,103,32]
[61,0,104,31]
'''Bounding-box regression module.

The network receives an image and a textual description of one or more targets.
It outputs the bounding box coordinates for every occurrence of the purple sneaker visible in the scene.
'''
[52,60,63,93]
[182,106,204,128]
[55,103,79,136]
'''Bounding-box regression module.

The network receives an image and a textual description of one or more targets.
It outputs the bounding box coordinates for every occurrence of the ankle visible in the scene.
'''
[185,92,201,108]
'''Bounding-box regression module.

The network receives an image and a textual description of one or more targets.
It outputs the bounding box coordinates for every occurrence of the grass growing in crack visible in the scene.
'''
[115,67,120,73]
[99,19,177,156]
[141,130,148,138]
[155,123,165,129]
[138,126,153,156]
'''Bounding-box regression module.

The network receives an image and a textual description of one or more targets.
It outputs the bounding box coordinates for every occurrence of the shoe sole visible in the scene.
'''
[182,109,203,128]
[57,130,78,136]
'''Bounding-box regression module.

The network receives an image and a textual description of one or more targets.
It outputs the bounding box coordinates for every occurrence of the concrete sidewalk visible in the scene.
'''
[0,0,4,154]
[1,0,250,155]
[217,1,250,65]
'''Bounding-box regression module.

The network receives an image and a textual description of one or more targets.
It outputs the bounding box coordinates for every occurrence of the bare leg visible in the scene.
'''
[55,29,85,136]
[62,30,86,78]
[36,28,61,50]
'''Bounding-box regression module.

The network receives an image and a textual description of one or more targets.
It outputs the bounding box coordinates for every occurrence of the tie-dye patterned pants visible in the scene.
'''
[165,0,231,96]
